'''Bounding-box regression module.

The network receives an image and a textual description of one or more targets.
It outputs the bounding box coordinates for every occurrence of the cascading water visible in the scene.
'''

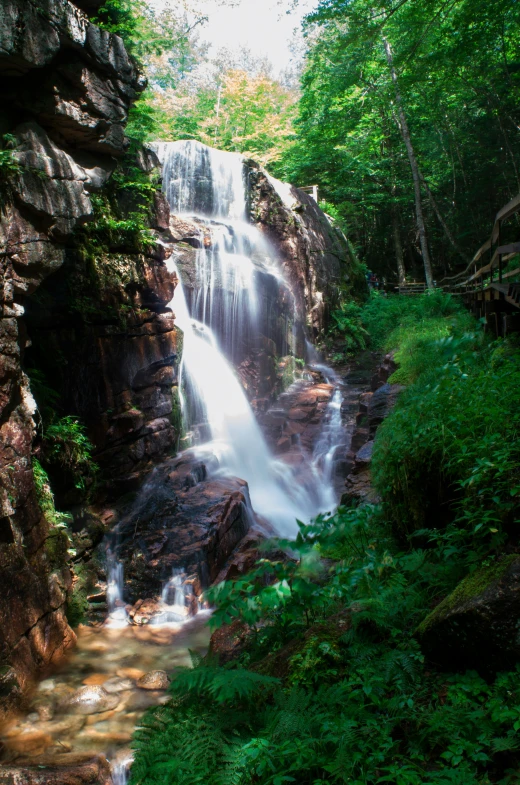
[151,569,194,626]
[156,140,346,534]
[106,556,128,626]
[167,255,316,535]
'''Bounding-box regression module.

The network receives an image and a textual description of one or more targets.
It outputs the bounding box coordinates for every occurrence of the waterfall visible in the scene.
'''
[151,569,194,626]
[155,140,345,535]
[166,255,315,535]
[106,554,128,627]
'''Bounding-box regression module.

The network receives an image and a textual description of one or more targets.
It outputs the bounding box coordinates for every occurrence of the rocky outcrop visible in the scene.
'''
[417,555,520,670]
[342,354,402,505]
[114,452,253,603]
[247,165,352,337]
[0,754,112,785]
[0,0,145,713]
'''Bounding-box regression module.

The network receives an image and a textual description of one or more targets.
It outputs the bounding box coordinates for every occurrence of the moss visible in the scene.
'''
[417,554,518,636]
[171,385,184,446]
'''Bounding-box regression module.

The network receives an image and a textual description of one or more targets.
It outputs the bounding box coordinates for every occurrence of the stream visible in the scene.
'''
[0,141,355,783]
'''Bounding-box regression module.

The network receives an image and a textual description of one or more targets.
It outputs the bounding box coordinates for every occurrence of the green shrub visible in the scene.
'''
[329,301,370,353]
[42,416,98,492]
[130,508,520,785]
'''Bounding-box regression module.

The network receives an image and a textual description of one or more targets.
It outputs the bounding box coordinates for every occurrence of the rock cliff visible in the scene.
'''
[0,0,356,716]
[0,0,149,714]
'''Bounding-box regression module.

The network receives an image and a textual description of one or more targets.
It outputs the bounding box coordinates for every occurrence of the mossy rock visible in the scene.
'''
[416,555,520,670]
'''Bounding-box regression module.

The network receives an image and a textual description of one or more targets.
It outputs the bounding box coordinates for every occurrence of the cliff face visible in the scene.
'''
[247,163,349,338]
[0,0,155,713]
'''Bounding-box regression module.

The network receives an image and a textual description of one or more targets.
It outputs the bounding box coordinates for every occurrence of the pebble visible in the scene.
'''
[136,670,170,690]
[5,729,53,756]
[59,685,120,715]
[102,677,134,694]
[38,679,55,692]
[82,673,110,686]
[85,709,117,725]
[117,667,145,681]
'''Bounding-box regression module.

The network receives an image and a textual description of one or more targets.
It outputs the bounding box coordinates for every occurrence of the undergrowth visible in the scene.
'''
[130,291,520,785]
[131,509,520,785]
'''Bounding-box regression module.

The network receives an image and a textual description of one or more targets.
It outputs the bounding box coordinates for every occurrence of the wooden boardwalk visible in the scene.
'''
[396,194,520,335]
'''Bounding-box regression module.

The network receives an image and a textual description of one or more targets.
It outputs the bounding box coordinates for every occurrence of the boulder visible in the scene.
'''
[417,555,520,670]
[117,454,253,599]
[58,685,119,715]
[0,754,112,785]
[136,670,170,691]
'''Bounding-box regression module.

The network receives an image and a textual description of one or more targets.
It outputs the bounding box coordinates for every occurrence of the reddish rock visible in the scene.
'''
[117,454,253,600]
[0,754,112,785]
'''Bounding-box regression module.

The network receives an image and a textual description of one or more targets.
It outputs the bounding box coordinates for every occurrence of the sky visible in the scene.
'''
[148,0,317,75]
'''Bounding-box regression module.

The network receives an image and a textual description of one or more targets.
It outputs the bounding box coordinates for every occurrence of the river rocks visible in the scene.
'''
[0,754,112,785]
[59,685,120,715]
[417,555,520,670]
[136,670,170,690]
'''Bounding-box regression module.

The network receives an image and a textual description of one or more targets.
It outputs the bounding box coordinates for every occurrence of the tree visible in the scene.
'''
[279,0,520,283]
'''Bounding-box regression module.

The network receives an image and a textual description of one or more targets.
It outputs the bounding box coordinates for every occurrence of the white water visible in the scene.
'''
[106,556,128,627]
[156,140,346,536]
[167,255,318,535]
[151,569,193,626]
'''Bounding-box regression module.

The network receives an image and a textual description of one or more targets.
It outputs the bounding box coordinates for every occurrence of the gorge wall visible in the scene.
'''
[0,0,353,715]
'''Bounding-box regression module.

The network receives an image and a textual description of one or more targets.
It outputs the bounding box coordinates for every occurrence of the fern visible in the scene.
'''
[169,665,280,704]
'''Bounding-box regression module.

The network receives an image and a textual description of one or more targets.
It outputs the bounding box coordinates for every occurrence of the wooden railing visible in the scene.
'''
[438,194,520,332]
[392,195,520,333]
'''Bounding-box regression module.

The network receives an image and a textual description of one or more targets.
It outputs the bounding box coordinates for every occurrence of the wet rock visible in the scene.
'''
[0,0,144,717]
[247,164,356,336]
[116,667,145,681]
[0,753,113,784]
[100,677,134,694]
[118,455,253,599]
[3,729,53,756]
[417,556,520,670]
[367,383,404,437]
[136,670,170,690]
[128,597,162,625]
[59,685,120,715]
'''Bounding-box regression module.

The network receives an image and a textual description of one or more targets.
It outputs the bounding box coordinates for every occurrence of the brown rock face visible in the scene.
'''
[247,164,351,338]
[0,754,112,785]
[0,0,145,715]
[115,453,253,601]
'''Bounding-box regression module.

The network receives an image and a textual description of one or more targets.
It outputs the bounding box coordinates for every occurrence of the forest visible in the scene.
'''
[0,0,519,783]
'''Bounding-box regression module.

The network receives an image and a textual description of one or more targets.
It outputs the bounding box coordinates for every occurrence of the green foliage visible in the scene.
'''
[42,416,98,492]
[279,0,520,283]
[32,459,73,566]
[131,506,520,784]
[169,663,280,705]
[329,301,370,353]
[0,134,20,176]
[365,295,520,544]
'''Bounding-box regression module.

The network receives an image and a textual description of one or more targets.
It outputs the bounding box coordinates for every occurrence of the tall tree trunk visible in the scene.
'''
[383,36,434,288]
[391,200,406,283]
[419,173,469,263]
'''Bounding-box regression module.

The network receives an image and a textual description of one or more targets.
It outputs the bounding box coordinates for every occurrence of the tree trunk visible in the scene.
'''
[391,201,406,283]
[383,36,434,288]
[419,173,469,263]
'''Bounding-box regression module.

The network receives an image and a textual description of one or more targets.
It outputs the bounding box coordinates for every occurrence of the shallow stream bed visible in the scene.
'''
[0,614,211,776]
